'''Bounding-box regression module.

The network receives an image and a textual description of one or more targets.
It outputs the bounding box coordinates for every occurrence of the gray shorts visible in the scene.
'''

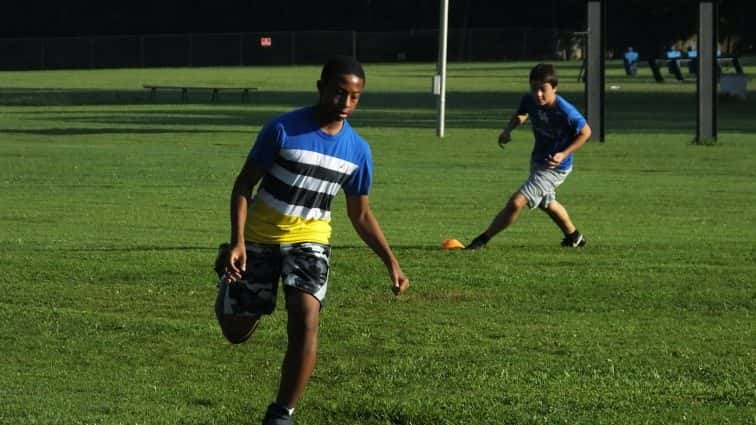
[216,242,330,317]
[519,163,571,209]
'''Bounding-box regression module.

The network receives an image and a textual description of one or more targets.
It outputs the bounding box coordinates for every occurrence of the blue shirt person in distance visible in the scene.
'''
[624,46,639,76]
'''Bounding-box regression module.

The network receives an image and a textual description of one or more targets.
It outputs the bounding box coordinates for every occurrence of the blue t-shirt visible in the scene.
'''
[245,106,373,244]
[666,49,682,59]
[517,94,587,171]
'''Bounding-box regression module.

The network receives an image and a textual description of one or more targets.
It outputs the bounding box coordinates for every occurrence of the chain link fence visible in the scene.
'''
[0,28,580,71]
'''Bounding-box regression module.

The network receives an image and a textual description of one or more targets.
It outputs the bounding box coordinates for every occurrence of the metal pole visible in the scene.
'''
[697,1,717,142]
[586,0,605,142]
[352,30,357,59]
[89,37,95,69]
[40,39,45,70]
[188,34,193,67]
[291,32,296,65]
[140,36,145,68]
[436,0,449,138]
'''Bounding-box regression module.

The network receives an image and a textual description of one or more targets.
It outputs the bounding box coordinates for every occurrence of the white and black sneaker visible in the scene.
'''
[561,231,586,248]
[262,403,293,425]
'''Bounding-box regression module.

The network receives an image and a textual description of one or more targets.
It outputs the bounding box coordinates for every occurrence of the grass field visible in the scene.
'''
[1,61,755,425]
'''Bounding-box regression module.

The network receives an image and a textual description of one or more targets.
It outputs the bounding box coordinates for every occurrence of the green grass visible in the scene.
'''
[1,61,755,424]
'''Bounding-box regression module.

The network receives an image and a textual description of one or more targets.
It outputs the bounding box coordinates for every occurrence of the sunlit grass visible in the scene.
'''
[1,62,754,424]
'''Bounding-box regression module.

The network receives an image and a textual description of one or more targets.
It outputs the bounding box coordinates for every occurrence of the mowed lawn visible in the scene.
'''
[0,61,754,425]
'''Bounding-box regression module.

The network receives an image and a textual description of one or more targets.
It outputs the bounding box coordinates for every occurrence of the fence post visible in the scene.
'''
[40,38,45,70]
[89,37,95,69]
[352,30,357,59]
[188,34,193,66]
[239,33,244,66]
[466,28,473,61]
[291,32,296,65]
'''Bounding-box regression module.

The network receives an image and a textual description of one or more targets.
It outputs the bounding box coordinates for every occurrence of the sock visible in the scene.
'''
[274,402,294,416]
[567,229,580,239]
[475,232,491,244]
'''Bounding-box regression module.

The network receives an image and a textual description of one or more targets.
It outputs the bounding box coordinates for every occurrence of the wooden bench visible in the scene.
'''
[143,85,258,102]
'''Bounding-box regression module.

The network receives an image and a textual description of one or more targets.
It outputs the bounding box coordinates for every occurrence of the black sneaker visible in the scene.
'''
[561,232,587,248]
[465,233,490,250]
[262,403,293,425]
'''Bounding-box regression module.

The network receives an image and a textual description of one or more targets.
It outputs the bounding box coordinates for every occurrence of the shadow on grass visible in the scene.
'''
[2,127,244,136]
[9,244,441,254]
[2,88,755,133]
[22,245,216,253]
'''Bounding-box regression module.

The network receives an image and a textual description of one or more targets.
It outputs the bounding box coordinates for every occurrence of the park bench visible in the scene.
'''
[648,56,744,83]
[143,85,258,102]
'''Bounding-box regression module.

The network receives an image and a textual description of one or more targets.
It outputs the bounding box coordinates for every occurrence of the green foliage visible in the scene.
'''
[1,62,754,424]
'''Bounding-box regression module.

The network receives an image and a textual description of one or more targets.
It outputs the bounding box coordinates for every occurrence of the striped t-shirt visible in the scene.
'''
[244,106,373,244]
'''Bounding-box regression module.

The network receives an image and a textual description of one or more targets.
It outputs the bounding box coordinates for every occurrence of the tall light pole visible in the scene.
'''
[435,0,449,138]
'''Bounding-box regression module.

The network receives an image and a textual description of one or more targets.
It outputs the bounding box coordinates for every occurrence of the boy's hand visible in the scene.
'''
[390,269,410,296]
[227,242,246,280]
[547,152,566,169]
[498,130,512,148]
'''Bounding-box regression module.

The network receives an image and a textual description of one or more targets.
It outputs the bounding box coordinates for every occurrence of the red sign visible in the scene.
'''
[260,37,272,47]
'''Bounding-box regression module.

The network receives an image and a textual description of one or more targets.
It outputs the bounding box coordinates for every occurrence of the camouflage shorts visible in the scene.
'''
[216,242,331,317]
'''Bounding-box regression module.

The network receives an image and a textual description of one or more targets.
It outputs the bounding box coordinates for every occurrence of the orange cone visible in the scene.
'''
[440,238,465,250]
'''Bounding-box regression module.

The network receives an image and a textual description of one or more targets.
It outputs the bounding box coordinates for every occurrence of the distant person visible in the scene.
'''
[666,46,682,59]
[465,64,591,250]
[215,55,409,425]
[687,46,698,74]
[665,46,684,80]
[623,47,639,76]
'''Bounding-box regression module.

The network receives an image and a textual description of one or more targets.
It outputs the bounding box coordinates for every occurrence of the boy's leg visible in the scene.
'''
[214,243,281,344]
[486,191,529,237]
[467,191,528,249]
[263,242,330,423]
[540,200,576,235]
[215,287,260,344]
[541,200,586,247]
[275,288,321,410]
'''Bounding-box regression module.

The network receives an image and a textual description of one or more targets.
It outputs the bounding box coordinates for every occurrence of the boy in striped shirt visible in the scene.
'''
[215,56,409,425]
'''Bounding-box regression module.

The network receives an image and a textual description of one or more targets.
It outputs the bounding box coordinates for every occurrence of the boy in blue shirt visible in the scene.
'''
[466,63,591,250]
[216,56,409,425]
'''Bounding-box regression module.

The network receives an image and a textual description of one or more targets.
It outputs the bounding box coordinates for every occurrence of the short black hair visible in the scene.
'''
[529,63,558,88]
[320,55,366,84]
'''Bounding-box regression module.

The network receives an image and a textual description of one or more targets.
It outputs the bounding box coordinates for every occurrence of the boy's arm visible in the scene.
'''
[345,194,409,296]
[499,113,528,145]
[546,123,592,169]
[227,158,266,276]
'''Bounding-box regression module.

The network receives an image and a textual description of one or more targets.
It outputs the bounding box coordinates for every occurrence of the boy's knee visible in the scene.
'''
[288,307,320,338]
[217,315,260,344]
[507,192,529,210]
[285,289,321,339]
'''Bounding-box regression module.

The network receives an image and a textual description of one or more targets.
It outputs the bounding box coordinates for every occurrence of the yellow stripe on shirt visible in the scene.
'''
[244,198,332,245]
